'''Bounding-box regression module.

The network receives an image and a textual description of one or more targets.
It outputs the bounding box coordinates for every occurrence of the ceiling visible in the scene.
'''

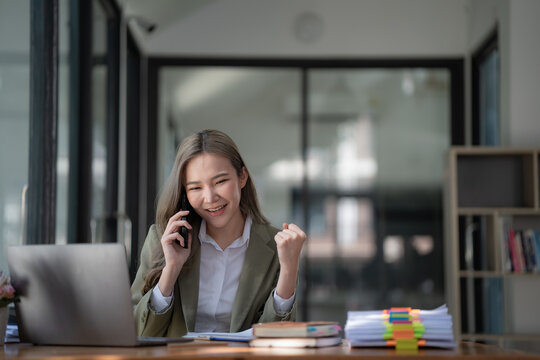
[118,0,217,45]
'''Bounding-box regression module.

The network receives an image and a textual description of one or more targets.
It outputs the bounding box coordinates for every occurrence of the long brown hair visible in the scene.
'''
[142,129,269,294]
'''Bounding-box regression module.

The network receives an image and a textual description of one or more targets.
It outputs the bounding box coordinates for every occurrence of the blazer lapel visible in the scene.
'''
[178,232,201,332]
[230,223,275,331]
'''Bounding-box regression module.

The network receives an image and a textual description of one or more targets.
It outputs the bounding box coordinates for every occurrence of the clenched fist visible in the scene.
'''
[274,223,306,299]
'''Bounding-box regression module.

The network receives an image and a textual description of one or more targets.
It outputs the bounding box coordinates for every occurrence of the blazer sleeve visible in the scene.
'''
[131,225,175,336]
[257,283,297,323]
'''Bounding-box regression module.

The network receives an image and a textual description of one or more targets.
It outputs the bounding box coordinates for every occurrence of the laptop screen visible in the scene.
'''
[8,243,140,346]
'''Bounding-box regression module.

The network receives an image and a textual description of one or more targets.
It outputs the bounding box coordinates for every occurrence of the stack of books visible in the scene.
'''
[502,228,540,273]
[249,321,342,348]
[345,304,456,350]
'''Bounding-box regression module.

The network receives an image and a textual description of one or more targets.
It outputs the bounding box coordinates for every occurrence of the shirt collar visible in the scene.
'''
[199,216,252,251]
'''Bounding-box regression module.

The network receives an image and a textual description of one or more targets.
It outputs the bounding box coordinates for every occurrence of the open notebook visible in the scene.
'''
[7,243,191,347]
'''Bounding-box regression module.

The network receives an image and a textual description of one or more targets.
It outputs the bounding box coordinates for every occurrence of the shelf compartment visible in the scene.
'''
[460,277,504,336]
[456,154,535,208]
[458,215,498,272]
[537,152,540,208]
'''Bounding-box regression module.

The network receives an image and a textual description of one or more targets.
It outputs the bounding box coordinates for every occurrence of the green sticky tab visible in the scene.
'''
[393,324,413,330]
[395,338,418,351]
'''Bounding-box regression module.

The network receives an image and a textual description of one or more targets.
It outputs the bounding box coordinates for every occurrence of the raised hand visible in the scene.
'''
[157,210,192,296]
[274,223,306,299]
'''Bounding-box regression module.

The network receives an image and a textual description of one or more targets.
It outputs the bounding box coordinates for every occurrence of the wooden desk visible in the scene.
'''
[3,341,540,360]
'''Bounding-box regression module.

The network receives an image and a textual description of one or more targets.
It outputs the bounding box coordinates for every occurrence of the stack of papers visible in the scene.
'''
[184,328,254,342]
[345,304,456,350]
[4,324,19,343]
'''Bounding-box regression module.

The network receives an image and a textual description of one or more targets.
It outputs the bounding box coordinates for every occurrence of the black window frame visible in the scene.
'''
[27,0,59,245]
[125,29,143,281]
[67,0,121,244]
[472,27,499,146]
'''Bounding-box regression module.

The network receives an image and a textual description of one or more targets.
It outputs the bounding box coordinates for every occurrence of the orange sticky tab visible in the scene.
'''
[390,307,412,312]
[393,329,415,339]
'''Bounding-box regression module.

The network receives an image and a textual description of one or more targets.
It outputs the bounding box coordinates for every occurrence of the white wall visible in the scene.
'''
[508,0,540,147]
[466,0,540,148]
[143,0,469,57]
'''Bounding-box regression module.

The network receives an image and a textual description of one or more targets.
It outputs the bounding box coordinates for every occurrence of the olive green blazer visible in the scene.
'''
[131,222,296,337]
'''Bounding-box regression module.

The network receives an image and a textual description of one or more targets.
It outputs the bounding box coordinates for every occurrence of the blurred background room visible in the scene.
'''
[1,0,539,352]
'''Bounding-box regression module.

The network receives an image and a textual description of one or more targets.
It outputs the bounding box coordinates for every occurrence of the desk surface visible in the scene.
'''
[3,341,540,360]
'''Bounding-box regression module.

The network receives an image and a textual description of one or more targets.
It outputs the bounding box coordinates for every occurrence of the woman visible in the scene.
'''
[131,129,305,337]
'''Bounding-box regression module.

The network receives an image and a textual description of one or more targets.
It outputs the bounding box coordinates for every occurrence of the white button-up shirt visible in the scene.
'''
[150,216,294,332]
[195,216,251,331]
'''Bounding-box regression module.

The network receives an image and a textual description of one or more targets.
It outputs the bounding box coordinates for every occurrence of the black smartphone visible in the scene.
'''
[178,191,190,249]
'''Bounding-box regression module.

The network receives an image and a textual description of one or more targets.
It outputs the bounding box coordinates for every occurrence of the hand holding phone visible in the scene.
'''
[178,192,190,249]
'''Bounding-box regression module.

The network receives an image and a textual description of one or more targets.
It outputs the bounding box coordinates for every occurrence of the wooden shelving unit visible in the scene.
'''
[445,147,540,348]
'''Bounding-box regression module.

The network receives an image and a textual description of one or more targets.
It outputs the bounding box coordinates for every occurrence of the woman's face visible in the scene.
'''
[184,152,247,233]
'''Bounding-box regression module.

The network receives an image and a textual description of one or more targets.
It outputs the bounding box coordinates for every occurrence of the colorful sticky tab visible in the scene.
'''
[377,307,431,349]
[395,338,418,351]
[393,329,415,339]
[390,307,412,312]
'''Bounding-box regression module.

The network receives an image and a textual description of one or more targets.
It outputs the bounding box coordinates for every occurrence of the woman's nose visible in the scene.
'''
[202,187,218,202]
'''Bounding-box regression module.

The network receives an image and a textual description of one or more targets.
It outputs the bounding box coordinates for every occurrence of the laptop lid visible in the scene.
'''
[8,243,143,346]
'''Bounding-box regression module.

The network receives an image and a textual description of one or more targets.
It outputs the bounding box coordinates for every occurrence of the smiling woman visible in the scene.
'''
[184,152,248,249]
[131,129,306,337]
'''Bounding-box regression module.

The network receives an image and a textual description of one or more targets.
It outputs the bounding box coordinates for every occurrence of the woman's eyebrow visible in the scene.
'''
[186,172,229,186]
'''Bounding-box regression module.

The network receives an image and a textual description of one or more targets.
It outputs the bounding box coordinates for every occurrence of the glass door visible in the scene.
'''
[306,68,450,323]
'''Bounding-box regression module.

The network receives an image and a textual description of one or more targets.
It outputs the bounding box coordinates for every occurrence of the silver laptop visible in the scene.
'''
[7,243,190,347]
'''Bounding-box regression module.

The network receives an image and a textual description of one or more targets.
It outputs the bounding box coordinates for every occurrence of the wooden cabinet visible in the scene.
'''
[446,147,540,348]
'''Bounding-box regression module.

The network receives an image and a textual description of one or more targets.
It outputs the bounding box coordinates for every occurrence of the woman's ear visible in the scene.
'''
[240,166,249,188]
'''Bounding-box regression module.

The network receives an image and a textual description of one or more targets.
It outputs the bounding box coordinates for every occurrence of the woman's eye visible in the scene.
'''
[217,179,228,185]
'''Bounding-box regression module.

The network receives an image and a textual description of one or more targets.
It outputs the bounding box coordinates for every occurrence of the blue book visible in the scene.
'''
[533,230,540,273]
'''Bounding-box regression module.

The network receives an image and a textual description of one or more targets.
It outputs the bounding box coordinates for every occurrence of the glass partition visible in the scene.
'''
[306,69,450,323]
[0,0,30,272]
[90,0,109,236]
[56,0,71,244]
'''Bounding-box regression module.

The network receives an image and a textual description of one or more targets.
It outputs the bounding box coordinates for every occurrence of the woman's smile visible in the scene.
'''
[206,203,227,216]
